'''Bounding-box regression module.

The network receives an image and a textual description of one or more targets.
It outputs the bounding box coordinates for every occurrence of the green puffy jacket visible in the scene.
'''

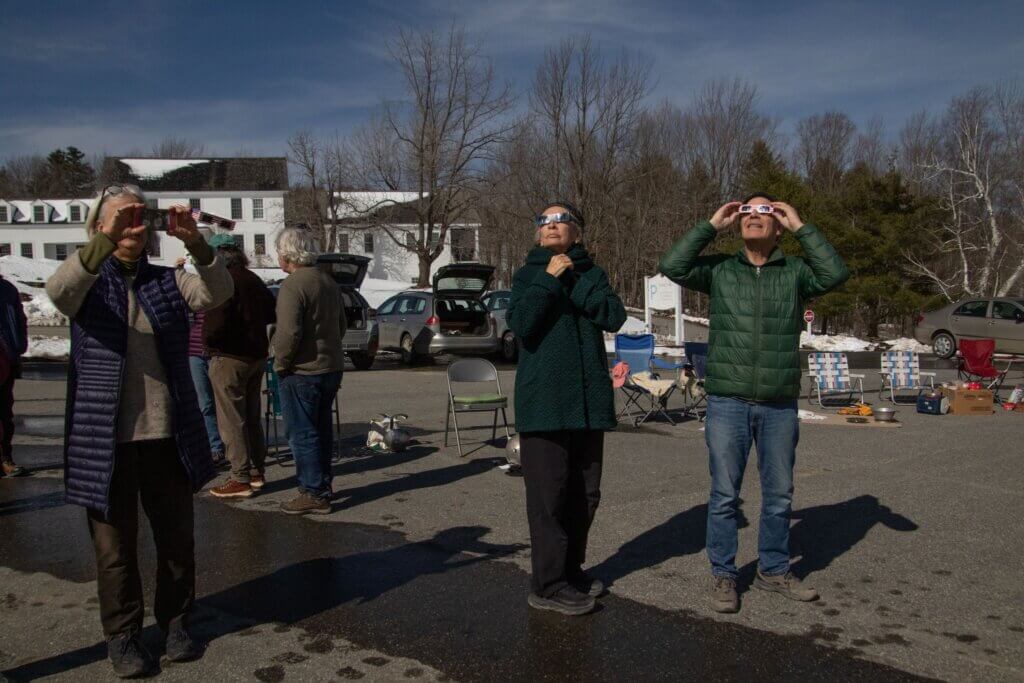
[659,221,849,401]
[508,244,626,433]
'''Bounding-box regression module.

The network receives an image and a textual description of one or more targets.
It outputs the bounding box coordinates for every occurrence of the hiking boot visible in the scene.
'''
[164,626,202,662]
[211,451,228,470]
[527,586,596,616]
[209,479,253,498]
[568,571,606,598]
[249,473,266,490]
[107,632,156,678]
[753,570,819,602]
[281,493,331,515]
[710,576,739,613]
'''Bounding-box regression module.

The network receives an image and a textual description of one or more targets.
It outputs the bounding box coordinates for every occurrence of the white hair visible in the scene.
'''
[275,227,320,266]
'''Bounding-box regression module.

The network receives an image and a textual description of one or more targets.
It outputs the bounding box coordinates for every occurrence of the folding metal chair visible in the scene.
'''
[878,351,935,403]
[265,359,343,461]
[958,339,1010,402]
[445,358,510,457]
[682,341,709,421]
[614,334,685,426]
[806,352,865,406]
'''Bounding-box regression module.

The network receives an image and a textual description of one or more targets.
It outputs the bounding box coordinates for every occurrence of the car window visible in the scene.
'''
[486,294,510,311]
[377,297,397,315]
[955,301,988,317]
[412,298,426,314]
[396,297,426,315]
[992,302,1023,320]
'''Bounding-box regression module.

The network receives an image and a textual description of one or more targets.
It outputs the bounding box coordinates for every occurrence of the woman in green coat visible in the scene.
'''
[507,201,626,616]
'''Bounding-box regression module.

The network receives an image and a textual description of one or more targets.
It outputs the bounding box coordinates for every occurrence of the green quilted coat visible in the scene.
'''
[508,244,626,433]
[659,221,849,401]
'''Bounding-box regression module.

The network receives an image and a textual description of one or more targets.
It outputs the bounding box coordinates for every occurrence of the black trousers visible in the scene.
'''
[86,438,196,637]
[520,430,604,596]
[0,370,15,461]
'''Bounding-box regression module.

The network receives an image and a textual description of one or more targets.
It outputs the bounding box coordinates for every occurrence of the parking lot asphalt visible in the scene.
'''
[2,363,1023,681]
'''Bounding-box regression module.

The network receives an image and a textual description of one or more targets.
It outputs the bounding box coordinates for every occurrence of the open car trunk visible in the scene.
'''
[435,298,490,336]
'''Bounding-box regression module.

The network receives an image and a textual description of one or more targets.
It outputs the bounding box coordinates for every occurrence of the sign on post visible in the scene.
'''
[644,274,685,345]
[803,309,815,336]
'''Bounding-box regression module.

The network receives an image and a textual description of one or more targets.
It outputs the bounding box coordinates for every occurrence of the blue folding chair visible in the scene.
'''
[682,341,709,421]
[614,334,686,426]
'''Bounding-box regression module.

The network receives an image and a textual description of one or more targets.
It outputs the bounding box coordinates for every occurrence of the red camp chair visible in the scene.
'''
[957,339,1009,401]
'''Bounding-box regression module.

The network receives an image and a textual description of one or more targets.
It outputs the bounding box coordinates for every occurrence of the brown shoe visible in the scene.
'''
[281,493,331,515]
[250,474,265,490]
[753,570,819,602]
[1,459,28,477]
[209,479,253,498]
[710,576,739,613]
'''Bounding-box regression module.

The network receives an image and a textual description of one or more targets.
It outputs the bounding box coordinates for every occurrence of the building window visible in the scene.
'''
[254,234,266,255]
[363,233,374,253]
[20,243,32,258]
[0,244,10,257]
[55,244,68,261]
[252,198,264,220]
[33,205,45,222]
[69,204,82,222]
[337,233,349,252]
[451,228,475,261]
[231,198,243,220]
[232,235,245,250]
[0,206,8,222]
[189,198,201,210]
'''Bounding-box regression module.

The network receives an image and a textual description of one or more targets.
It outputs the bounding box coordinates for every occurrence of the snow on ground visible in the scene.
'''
[878,337,932,353]
[23,296,66,327]
[360,278,419,308]
[799,332,932,353]
[24,336,70,360]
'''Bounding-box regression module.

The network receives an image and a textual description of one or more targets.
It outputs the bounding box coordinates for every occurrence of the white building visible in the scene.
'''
[0,157,288,266]
[331,191,481,284]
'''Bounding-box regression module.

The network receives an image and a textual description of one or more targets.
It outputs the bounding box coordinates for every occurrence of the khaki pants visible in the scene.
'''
[209,356,267,483]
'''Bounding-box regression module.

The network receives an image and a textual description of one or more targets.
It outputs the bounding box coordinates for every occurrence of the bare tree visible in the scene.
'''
[901,86,1024,299]
[151,136,207,158]
[853,116,891,174]
[795,111,857,191]
[350,26,514,286]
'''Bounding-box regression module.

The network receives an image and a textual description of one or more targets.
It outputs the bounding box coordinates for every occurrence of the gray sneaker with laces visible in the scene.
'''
[752,570,819,601]
[710,576,739,613]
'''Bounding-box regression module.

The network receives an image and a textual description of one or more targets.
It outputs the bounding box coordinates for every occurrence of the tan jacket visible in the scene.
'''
[272,265,347,376]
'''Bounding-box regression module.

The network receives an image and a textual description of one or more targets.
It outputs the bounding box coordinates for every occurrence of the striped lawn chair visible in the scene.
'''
[806,352,865,406]
[878,351,935,404]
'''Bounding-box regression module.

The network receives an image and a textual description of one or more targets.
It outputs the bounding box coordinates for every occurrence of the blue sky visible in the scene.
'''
[2,0,1021,160]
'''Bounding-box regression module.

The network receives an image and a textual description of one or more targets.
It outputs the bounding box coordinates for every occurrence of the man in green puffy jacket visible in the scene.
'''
[659,193,848,614]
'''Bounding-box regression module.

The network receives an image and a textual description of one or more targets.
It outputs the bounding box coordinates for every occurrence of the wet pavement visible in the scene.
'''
[2,367,1023,681]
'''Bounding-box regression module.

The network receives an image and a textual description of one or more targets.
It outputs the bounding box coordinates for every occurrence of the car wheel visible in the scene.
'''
[500,332,518,362]
[400,334,416,365]
[932,331,956,359]
[350,351,375,371]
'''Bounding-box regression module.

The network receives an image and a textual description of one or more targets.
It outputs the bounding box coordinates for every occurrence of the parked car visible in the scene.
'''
[914,298,1024,358]
[376,263,499,364]
[268,253,379,370]
[481,289,518,362]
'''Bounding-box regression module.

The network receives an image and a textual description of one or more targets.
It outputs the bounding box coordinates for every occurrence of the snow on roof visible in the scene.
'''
[333,191,425,218]
[119,158,210,180]
[1,199,94,223]
[0,255,62,282]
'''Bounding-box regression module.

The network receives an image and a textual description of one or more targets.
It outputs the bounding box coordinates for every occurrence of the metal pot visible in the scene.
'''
[874,407,897,422]
[380,413,412,452]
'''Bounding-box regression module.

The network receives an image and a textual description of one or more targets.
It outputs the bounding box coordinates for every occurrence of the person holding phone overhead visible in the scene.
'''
[507,201,626,616]
[45,185,233,677]
[659,193,848,614]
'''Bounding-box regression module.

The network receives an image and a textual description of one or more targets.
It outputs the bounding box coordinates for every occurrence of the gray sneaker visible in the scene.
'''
[710,576,739,613]
[752,570,819,602]
[281,493,331,515]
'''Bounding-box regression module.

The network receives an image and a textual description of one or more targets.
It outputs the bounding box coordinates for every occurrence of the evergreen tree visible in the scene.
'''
[28,147,95,198]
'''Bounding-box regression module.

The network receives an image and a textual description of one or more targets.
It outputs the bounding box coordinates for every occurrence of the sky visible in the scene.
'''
[2,0,1021,161]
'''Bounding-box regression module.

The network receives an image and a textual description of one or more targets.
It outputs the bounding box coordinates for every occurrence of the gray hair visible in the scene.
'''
[275,227,319,266]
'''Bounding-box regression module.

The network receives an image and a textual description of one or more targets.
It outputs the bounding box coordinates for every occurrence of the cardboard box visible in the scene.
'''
[940,387,994,415]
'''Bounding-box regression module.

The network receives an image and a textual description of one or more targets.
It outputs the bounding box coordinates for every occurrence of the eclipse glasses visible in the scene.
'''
[534,212,578,227]
[738,204,776,214]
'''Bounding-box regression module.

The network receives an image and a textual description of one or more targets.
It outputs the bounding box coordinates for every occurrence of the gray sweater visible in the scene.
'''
[272,265,347,376]
[46,234,234,443]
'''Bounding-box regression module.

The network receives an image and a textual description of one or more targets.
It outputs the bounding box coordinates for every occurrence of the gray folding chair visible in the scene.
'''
[445,358,510,457]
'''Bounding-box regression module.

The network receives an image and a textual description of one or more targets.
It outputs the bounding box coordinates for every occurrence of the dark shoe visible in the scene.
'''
[107,632,156,678]
[209,479,253,498]
[1,461,27,477]
[249,473,265,490]
[211,452,228,470]
[164,626,202,662]
[527,586,596,616]
[569,571,606,598]
[281,493,331,515]
[753,570,819,602]
[710,576,739,613]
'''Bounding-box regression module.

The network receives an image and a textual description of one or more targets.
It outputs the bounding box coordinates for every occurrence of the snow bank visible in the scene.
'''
[800,333,874,352]
[24,335,69,360]
[361,278,416,308]
[23,296,66,327]
[878,337,932,353]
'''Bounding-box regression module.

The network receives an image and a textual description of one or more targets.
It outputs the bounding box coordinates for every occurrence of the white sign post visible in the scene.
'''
[644,275,685,345]
[804,309,815,337]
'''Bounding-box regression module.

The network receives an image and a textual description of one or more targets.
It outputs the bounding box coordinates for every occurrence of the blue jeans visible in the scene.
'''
[705,395,799,579]
[188,356,223,454]
[279,371,341,500]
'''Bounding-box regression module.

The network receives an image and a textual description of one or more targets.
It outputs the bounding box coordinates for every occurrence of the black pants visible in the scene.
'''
[0,371,14,461]
[87,438,196,637]
[520,430,604,597]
